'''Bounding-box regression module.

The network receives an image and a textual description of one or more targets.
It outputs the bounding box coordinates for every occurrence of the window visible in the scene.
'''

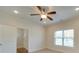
[55,29,74,47]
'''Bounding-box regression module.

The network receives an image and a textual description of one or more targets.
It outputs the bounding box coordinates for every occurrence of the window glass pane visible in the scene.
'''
[64,38,73,47]
[55,38,62,45]
[54,29,74,47]
[64,29,74,37]
[64,29,74,47]
[55,31,63,37]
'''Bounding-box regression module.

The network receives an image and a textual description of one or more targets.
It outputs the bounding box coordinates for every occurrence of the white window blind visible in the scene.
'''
[55,29,74,47]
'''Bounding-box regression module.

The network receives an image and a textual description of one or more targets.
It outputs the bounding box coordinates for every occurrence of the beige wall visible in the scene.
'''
[46,16,79,52]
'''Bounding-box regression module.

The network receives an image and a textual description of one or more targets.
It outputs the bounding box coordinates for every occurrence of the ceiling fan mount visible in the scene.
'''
[30,6,56,21]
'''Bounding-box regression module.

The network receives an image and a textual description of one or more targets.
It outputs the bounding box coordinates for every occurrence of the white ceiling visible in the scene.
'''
[0,6,79,26]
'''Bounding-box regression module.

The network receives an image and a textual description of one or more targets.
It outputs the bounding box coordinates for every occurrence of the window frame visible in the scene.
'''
[54,29,74,47]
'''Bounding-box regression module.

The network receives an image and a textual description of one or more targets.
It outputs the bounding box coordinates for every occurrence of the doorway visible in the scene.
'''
[17,28,28,53]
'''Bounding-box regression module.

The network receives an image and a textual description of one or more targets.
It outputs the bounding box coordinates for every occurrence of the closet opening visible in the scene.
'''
[17,28,28,53]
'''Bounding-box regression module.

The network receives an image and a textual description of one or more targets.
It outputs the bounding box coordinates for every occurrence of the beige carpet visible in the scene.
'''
[33,48,62,53]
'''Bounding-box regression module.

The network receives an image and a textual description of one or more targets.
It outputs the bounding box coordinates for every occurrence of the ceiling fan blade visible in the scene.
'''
[36,6,42,11]
[47,16,53,20]
[40,18,43,21]
[30,14,40,16]
[43,9,45,12]
[47,11,56,14]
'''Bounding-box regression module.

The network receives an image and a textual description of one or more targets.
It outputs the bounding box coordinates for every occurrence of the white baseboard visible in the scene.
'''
[29,47,65,53]
[29,48,45,53]
[47,48,64,53]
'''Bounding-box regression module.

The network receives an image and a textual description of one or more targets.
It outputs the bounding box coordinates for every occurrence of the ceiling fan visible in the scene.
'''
[30,6,56,21]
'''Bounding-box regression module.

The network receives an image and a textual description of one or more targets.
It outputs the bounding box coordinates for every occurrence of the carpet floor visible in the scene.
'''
[33,49,62,53]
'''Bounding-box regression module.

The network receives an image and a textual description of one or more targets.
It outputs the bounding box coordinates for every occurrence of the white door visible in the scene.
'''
[1,25,17,53]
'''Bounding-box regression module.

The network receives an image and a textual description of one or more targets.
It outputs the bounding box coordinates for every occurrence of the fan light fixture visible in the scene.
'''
[43,21,46,23]
[30,6,56,21]
[41,15,47,19]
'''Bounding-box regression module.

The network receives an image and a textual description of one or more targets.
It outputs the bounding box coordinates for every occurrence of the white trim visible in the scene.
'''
[29,48,45,53]
[47,48,64,53]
